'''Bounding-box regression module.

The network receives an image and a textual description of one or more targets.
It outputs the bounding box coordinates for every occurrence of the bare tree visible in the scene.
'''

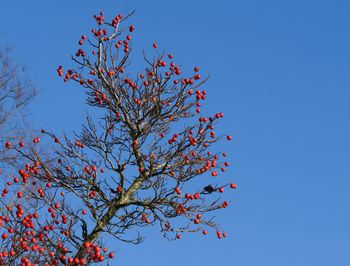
[0,45,37,168]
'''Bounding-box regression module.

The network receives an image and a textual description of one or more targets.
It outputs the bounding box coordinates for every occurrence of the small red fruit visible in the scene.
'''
[230,183,237,189]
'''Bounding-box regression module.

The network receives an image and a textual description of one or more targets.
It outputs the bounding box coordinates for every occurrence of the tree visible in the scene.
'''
[0,11,237,265]
[0,46,37,168]
[0,44,46,224]
[0,45,57,265]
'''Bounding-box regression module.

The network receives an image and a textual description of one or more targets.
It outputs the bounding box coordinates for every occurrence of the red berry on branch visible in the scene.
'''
[230,183,237,189]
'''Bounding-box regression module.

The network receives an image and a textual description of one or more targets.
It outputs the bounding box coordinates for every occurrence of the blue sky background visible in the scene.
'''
[1,0,350,265]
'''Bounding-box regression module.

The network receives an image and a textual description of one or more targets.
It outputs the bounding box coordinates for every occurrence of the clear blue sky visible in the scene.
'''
[1,0,350,265]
